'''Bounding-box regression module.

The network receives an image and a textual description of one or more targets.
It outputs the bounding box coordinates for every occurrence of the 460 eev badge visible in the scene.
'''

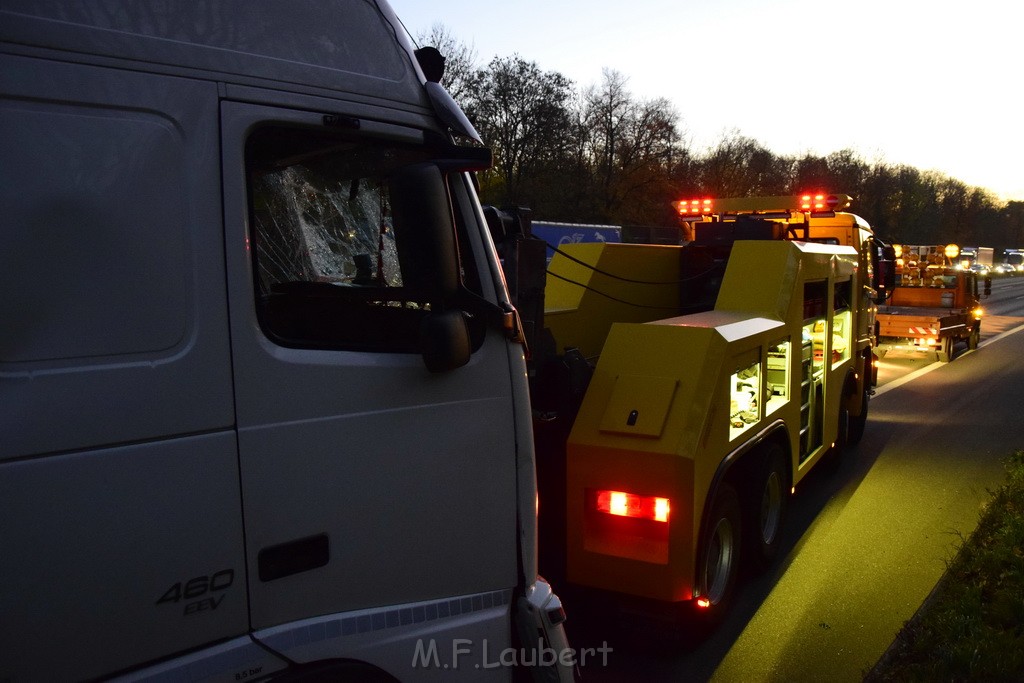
[155,569,235,616]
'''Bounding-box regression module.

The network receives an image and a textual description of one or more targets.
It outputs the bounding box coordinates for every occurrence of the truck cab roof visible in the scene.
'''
[0,0,431,111]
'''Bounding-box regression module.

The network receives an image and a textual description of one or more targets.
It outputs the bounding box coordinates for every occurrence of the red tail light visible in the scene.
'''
[595,490,670,523]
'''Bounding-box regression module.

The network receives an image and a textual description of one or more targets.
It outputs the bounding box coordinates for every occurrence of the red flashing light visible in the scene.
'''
[595,490,670,523]
[798,193,823,209]
[800,192,846,212]
[673,198,713,216]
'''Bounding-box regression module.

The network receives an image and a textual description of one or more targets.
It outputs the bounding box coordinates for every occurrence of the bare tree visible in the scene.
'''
[463,55,576,205]
[698,131,784,197]
[793,154,836,194]
[579,71,686,222]
[823,149,869,199]
[1002,201,1024,249]
[582,70,631,209]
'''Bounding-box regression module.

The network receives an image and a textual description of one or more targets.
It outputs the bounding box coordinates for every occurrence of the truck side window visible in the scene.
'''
[831,279,852,366]
[729,352,762,441]
[765,338,790,415]
[246,125,453,352]
[803,280,828,369]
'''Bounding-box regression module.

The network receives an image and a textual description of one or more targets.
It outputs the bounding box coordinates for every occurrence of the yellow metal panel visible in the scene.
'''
[544,243,683,359]
[650,309,782,333]
[714,240,801,320]
[543,243,604,313]
[598,374,678,438]
[566,444,695,601]
[569,322,717,453]
[715,240,858,320]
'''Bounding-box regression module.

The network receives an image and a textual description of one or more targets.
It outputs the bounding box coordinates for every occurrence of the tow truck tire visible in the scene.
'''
[847,388,869,445]
[837,403,849,449]
[745,445,788,568]
[696,483,742,618]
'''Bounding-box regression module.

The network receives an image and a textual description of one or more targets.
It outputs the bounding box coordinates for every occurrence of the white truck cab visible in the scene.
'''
[0,2,570,680]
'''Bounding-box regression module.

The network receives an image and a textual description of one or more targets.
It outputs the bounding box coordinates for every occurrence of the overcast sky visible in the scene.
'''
[389,0,1022,202]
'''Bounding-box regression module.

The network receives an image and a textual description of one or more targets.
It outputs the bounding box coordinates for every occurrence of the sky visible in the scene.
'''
[388,0,1023,203]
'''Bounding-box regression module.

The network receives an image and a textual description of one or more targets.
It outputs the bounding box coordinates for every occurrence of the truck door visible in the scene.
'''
[1,57,243,681]
[220,102,520,634]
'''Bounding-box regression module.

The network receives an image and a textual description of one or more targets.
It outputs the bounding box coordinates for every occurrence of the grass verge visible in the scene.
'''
[865,449,1024,681]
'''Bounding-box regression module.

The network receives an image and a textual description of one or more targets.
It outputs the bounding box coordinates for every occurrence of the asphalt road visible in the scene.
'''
[567,277,1024,682]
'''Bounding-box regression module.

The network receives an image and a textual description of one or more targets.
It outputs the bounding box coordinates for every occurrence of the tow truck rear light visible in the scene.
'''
[595,490,670,523]
[800,194,828,211]
[672,198,712,216]
[585,489,672,563]
[672,193,852,217]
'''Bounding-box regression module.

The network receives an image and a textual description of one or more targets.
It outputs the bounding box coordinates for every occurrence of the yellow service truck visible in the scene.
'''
[876,244,988,361]
[493,194,893,627]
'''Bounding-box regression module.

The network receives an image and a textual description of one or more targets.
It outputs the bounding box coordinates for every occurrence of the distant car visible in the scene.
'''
[970,264,990,276]
[993,263,1014,275]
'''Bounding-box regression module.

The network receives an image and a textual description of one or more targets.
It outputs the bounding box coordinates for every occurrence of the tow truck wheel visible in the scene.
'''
[847,388,869,445]
[696,483,741,616]
[969,324,980,350]
[837,404,850,449]
[746,446,788,568]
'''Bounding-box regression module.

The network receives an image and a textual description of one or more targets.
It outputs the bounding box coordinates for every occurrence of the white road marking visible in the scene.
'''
[873,321,1024,398]
[874,362,941,397]
[978,321,1024,348]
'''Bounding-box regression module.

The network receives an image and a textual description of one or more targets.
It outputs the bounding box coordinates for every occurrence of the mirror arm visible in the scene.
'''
[422,130,493,172]
[455,289,529,349]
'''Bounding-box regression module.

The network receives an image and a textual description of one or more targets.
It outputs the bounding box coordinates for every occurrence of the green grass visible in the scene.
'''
[865,450,1024,682]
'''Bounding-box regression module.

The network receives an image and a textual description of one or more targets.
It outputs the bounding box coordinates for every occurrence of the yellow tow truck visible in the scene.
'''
[506,194,893,626]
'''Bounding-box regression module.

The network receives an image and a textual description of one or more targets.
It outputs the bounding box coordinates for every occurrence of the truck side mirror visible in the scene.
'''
[388,162,459,300]
[420,309,471,372]
[984,276,992,296]
[388,162,473,372]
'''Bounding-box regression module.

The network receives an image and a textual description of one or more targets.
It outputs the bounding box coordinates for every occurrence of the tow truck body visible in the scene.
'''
[876,244,986,361]
[500,194,889,623]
